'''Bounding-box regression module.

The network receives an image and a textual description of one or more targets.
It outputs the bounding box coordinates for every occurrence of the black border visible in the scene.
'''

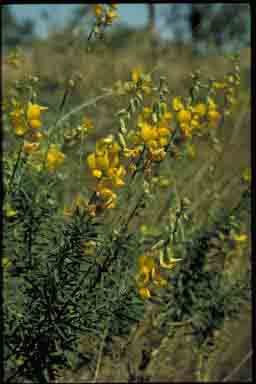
[0,2,254,383]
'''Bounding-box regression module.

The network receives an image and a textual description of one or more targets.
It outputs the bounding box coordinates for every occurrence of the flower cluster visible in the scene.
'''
[10,102,47,156]
[91,3,118,39]
[87,135,126,211]
[46,145,65,172]
[114,68,153,96]
[135,249,181,299]
[136,103,173,161]
[85,67,240,214]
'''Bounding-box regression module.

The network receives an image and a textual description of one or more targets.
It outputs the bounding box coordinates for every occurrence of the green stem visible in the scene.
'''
[7,140,24,195]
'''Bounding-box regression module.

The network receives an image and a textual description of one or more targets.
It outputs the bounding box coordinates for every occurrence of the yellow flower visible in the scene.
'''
[213,81,226,89]
[158,127,170,137]
[26,103,47,130]
[23,141,40,155]
[208,110,221,127]
[177,109,192,124]
[112,176,125,188]
[27,102,48,121]
[103,196,117,209]
[149,147,166,162]
[131,69,152,94]
[194,103,207,117]
[141,122,158,143]
[142,106,152,119]
[92,169,102,178]
[4,203,17,218]
[131,68,142,83]
[147,139,158,151]
[97,186,116,202]
[138,287,151,299]
[135,255,155,287]
[96,151,110,170]
[80,117,94,132]
[180,123,192,139]
[87,153,97,170]
[10,108,28,136]
[123,147,141,158]
[29,119,42,129]
[105,9,118,24]
[94,4,103,17]
[87,150,110,173]
[207,97,217,110]
[46,146,65,171]
[159,137,169,147]
[231,233,247,243]
[14,124,28,136]
[159,250,182,269]
[191,119,200,130]
[95,182,118,209]
[138,254,155,271]
[162,110,173,122]
[172,97,184,111]
[136,266,150,287]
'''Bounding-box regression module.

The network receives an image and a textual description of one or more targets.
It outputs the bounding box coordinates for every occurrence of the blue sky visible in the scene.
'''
[10,4,173,38]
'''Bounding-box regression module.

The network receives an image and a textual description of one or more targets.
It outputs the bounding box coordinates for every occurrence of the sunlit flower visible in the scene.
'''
[177,109,192,124]
[23,141,40,155]
[139,287,151,299]
[4,203,17,218]
[105,9,118,24]
[208,110,221,127]
[10,107,28,136]
[159,250,182,269]
[231,233,248,243]
[141,122,158,143]
[46,146,65,171]
[172,97,184,111]
[94,4,103,17]
[27,102,48,121]
[193,103,207,117]
[131,68,143,83]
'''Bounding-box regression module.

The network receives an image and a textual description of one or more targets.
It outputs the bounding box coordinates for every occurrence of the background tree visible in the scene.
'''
[164,4,250,54]
[2,5,35,48]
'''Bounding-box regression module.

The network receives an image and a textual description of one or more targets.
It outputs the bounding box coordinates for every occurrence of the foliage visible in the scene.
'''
[2,5,35,48]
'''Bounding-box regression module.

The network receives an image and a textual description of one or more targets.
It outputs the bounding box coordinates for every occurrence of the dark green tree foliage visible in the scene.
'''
[165,4,250,54]
[2,5,35,48]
